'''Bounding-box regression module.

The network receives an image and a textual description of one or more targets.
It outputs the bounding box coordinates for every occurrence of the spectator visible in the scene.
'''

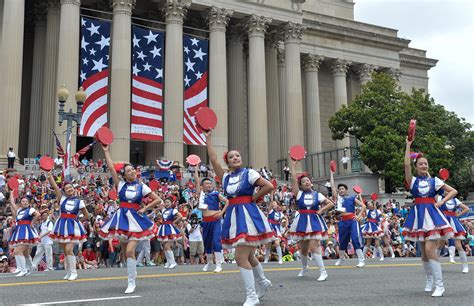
[324,241,337,259]
[341,154,350,174]
[283,164,290,181]
[7,147,16,168]
[82,244,98,269]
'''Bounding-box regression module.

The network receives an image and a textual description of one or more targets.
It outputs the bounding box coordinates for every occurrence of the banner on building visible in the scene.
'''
[79,16,111,137]
[131,25,164,141]
[183,35,209,145]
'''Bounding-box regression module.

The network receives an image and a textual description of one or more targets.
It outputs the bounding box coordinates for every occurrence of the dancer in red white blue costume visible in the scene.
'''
[7,187,40,277]
[194,166,229,273]
[156,196,183,269]
[206,129,274,306]
[330,170,366,267]
[402,138,457,297]
[98,143,162,294]
[47,172,89,281]
[362,201,385,261]
[436,190,469,273]
[288,158,334,281]
[264,199,285,265]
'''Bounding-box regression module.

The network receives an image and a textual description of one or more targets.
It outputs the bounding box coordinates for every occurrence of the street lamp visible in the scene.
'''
[57,85,86,179]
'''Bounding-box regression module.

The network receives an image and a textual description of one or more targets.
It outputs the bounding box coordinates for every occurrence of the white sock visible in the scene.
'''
[126,258,137,283]
[356,249,365,262]
[276,246,282,261]
[215,252,223,266]
[26,256,33,270]
[167,250,176,265]
[459,250,468,264]
[264,248,270,262]
[313,253,326,272]
[363,246,368,256]
[15,255,26,272]
[301,255,308,269]
[448,246,456,259]
[377,247,384,258]
[67,255,77,274]
[205,253,212,265]
[252,263,267,283]
[388,246,395,257]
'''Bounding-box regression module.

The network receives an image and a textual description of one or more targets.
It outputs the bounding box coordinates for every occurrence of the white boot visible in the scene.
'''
[459,250,469,273]
[276,246,283,265]
[67,255,78,281]
[388,246,395,259]
[125,258,137,294]
[313,253,328,281]
[335,250,346,266]
[241,267,259,306]
[362,246,368,258]
[167,250,177,269]
[430,260,445,297]
[164,251,171,268]
[252,263,271,299]
[448,246,456,263]
[15,256,28,277]
[25,256,34,275]
[422,261,433,292]
[371,246,376,259]
[264,247,270,263]
[298,255,309,277]
[377,247,384,261]
[62,256,71,280]
[356,249,365,268]
[203,253,212,271]
[214,252,224,273]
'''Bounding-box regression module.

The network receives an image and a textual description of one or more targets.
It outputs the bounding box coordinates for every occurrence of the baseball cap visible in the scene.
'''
[0,255,7,261]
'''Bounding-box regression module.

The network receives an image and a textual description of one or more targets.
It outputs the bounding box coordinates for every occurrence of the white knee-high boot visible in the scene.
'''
[459,250,469,273]
[377,246,384,261]
[214,252,224,273]
[313,253,327,281]
[25,256,34,274]
[203,253,212,271]
[264,248,270,263]
[388,245,395,258]
[167,250,177,268]
[335,250,346,266]
[241,267,259,306]
[67,255,77,281]
[448,246,456,263]
[252,263,271,299]
[355,249,365,267]
[276,246,283,264]
[125,258,137,294]
[298,255,309,277]
[422,260,433,292]
[430,260,445,297]
[15,256,27,277]
[362,246,368,257]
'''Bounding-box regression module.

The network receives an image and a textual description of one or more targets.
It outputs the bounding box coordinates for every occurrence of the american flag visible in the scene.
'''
[183,35,209,145]
[131,25,164,141]
[63,133,72,179]
[79,16,111,137]
[72,141,96,167]
[53,130,65,158]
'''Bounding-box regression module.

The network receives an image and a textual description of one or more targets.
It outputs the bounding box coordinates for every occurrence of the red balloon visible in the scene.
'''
[370,193,378,201]
[7,178,19,190]
[439,168,450,181]
[95,127,114,145]
[353,185,363,194]
[330,160,337,172]
[195,107,217,131]
[289,145,306,161]
[39,156,54,171]
[186,154,201,166]
[407,119,416,142]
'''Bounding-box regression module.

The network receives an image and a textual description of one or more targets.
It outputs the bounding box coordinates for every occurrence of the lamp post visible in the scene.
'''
[57,85,86,179]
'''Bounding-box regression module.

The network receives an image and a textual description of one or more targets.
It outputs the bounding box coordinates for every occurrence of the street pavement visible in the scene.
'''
[0,258,472,305]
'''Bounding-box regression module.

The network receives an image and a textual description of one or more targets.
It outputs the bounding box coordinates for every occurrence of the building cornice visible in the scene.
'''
[400,53,438,70]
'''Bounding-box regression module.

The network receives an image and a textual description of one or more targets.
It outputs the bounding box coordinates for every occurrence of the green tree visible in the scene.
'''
[329,72,473,196]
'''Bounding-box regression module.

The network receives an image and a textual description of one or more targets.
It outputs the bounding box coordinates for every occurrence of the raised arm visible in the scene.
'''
[205,130,224,183]
[330,169,338,202]
[101,143,120,187]
[194,165,201,194]
[355,194,366,222]
[289,158,300,196]
[47,172,62,200]
[404,137,413,188]
[8,190,18,216]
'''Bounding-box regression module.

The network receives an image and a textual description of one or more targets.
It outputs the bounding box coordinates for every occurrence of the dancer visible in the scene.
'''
[156,196,183,269]
[32,210,54,271]
[264,199,285,264]
[380,214,396,259]
[361,201,384,261]
[288,158,334,281]
[402,138,457,297]
[330,170,366,267]
[99,143,162,294]
[206,130,274,306]
[7,188,40,277]
[436,191,469,273]
[48,172,89,280]
[194,166,229,273]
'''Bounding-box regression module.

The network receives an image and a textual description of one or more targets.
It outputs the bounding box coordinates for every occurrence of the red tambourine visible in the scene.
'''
[330,160,337,172]
[195,107,218,131]
[149,180,159,191]
[95,127,114,145]
[7,178,19,190]
[114,163,124,173]
[39,156,55,171]
[370,193,378,201]
[289,145,307,161]
[108,190,117,201]
[407,119,416,142]
[186,154,201,166]
[439,168,450,181]
[353,185,363,194]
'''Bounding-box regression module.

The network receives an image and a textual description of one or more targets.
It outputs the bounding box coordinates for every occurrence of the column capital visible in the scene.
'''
[302,54,324,72]
[265,31,281,49]
[358,63,377,82]
[283,21,306,43]
[162,0,190,24]
[331,59,351,76]
[245,14,272,38]
[227,25,246,43]
[33,1,49,23]
[61,0,80,5]
[385,67,401,80]
[206,6,233,32]
[277,48,285,65]
[110,0,135,14]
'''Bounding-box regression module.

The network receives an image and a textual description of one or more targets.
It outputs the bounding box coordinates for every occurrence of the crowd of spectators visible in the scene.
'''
[0,162,473,273]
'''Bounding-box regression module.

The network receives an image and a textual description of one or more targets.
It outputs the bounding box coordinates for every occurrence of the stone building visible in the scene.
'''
[0,0,437,186]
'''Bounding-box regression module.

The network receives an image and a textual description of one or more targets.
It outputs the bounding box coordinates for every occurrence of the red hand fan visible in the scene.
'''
[7,178,19,190]
[108,190,117,201]
[353,185,363,194]
[195,107,217,131]
[439,168,449,181]
[407,119,416,142]
[95,127,114,145]
[149,180,159,191]
[186,154,201,166]
[289,145,306,161]
[370,193,378,201]
[39,156,54,171]
[330,160,337,172]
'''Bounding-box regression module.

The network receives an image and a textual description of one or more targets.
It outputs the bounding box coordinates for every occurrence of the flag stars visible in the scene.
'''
[133,34,141,47]
[184,46,190,54]
[185,57,195,72]
[144,30,159,44]
[80,70,86,82]
[87,22,100,36]
[184,75,191,87]
[195,71,203,79]
[81,18,86,26]
[92,58,107,72]
[190,37,199,46]
[89,48,96,56]
[143,62,151,71]
[82,58,89,66]
[155,68,163,79]
[132,63,141,76]
[193,48,207,61]
[81,36,89,50]
[95,35,110,50]
[137,50,147,61]
[150,46,161,58]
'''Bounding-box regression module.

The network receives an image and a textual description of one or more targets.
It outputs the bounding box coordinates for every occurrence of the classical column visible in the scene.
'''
[0,0,25,161]
[109,0,135,161]
[55,0,81,154]
[40,1,60,156]
[331,58,351,149]
[28,6,47,157]
[358,63,377,85]
[283,22,305,149]
[163,0,190,164]
[302,54,324,155]
[386,67,401,81]
[265,33,281,173]
[227,26,249,163]
[277,49,287,160]
[207,6,233,164]
[246,15,271,169]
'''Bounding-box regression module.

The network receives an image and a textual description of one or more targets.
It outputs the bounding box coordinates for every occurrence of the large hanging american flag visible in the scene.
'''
[183,35,209,145]
[131,25,164,141]
[79,16,111,137]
